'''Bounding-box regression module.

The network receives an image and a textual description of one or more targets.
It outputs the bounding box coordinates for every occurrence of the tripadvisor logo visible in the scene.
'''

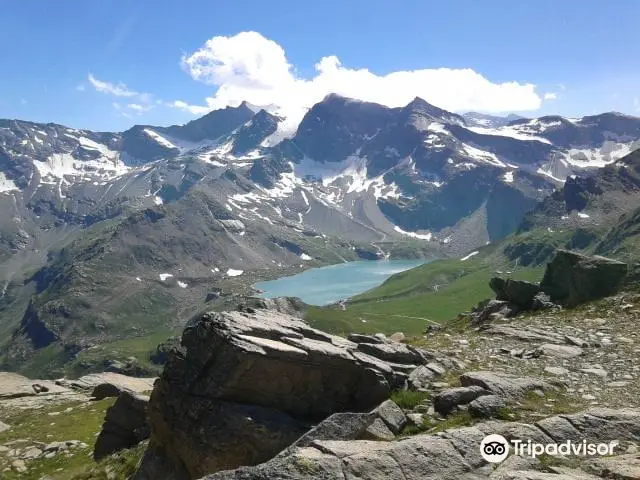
[480,435,618,463]
[480,434,510,463]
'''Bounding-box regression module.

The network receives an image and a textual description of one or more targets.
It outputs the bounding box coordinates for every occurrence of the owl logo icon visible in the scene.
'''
[480,434,510,463]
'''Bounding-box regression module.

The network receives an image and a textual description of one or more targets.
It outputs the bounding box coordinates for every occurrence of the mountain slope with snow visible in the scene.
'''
[1,95,640,375]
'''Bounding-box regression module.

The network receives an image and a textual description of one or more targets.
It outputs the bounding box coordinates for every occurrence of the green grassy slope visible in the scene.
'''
[305,249,544,336]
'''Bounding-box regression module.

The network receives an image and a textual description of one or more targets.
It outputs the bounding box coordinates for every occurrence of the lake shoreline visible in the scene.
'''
[253,259,432,306]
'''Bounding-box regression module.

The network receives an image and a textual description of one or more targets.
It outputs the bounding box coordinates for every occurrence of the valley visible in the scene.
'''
[1,94,640,380]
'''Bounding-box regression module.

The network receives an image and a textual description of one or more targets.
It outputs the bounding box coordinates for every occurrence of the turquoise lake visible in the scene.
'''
[254,259,428,306]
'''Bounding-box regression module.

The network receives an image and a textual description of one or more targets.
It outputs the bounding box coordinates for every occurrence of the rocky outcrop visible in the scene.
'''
[459,371,555,401]
[0,372,71,400]
[540,249,628,307]
[433,371,556,417]
[55,372,156,397]
[466,250,629,324]
[433,385,490,415]
[94,391,150,461]
[200,408,640,480]
[490,277,541,310]
[134,310,434,480]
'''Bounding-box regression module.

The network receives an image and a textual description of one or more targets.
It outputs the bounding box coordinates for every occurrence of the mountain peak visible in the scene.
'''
[401,97,465,127]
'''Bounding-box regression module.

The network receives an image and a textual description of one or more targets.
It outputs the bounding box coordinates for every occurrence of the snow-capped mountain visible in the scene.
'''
[1,95,640,266]
[2,94,640,373]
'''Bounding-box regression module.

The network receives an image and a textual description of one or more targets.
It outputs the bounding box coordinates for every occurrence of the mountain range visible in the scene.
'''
[1,93,640,375]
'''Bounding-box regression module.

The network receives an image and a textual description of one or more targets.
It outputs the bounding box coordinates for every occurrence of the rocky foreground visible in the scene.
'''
[0,372,154,476]
[129,295,640,480]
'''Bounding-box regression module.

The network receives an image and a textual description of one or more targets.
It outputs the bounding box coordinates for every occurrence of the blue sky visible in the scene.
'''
[2,0,640,131]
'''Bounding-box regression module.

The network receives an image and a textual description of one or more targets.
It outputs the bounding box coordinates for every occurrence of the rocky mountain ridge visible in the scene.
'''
[1,95,640,378]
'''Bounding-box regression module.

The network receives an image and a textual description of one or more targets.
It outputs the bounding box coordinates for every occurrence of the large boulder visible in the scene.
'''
[134,310,424,479]
[489,277,541,309]
[540,250,628,307]
[94,391,150,460]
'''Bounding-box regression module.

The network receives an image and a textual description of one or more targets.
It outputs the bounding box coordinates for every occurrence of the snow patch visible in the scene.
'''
[227,268,244,277]
[159,273,173,281]
[460,251,479,261]
[177,281,188,288]
[0,172,18,193]
[562,142,634,169]
[468,126,551,144]
[461,144,506,168]
[536,167,565,183]
[503,171,514,183]
[393,225,432,241]
[143,129,178,150]
[300,253,313,261]
[577,212,590,218]
[427,122,448,134]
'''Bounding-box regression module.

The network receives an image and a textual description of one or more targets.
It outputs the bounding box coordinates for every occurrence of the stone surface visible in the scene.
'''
[544,366,569,375]
[287,412,376,449]
[468,394,507,418]
[536,408,640,443]
[460,371,555,400]
[490,277,541,309]
[588,453,640,479]
[200,408,640,480]
[531,292,557,311]
[389,332,405,342]
[0,372,70,400]
[91,383,127,400]
[373,400,406,434]
[539,344,583,358]
[433,385,490,415]
[540,249,628,307]
[94,391,150,461]
[362,418,395,441]
[408,365,436,389]
[135,309,430,479]
[57,372,156,395]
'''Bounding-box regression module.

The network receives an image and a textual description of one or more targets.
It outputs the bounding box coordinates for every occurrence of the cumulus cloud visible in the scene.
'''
[177,31,544,129]
[544,92,558,100]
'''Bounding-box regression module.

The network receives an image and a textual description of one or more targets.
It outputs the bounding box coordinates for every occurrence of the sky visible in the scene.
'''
[2,0,640,132]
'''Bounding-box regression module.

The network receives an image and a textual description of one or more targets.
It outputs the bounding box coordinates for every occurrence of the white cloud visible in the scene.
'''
[88,73,139,97]
[543,92,558,100]
[178,31,544,130]
[127,103,153,114]
[76,83,86,92]
[88,74,155,117]
[168,100,209,115]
